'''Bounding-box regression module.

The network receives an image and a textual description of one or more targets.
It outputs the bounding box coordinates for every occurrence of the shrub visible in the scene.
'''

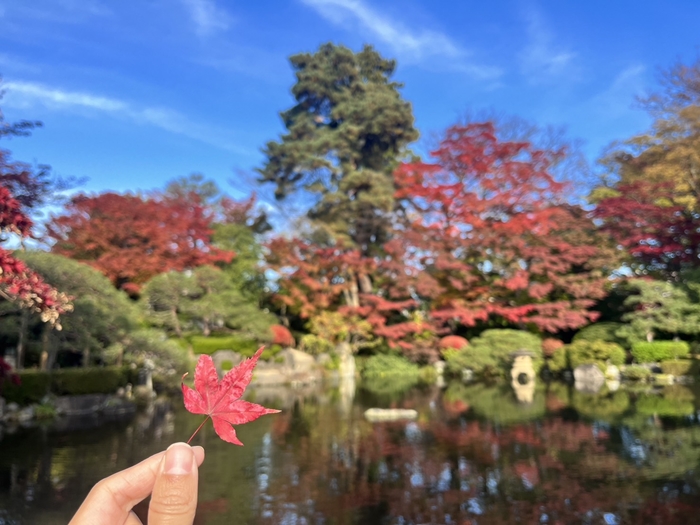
[270,325,295,347]
[542,338,564,357]
[445,329,542,378]
[438,335,469,351]
[547,346,569,373]
[567,340,625,371]
[2,370,51,404]
[443,347,498,377]
[34,402,57,419]
[190,335,259,356]
[362,353,420,380]
[660,359,698,376]
[299,334,335,356]
[51,366,129,396]
[622,365,652,381]
[573,322,628,348]
[632,341,690,363]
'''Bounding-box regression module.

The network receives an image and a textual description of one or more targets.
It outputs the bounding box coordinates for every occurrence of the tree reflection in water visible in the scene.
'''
[3,384,700,524]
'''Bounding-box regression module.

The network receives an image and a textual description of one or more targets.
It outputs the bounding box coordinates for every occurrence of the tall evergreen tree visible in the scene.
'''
[257,43,418,254]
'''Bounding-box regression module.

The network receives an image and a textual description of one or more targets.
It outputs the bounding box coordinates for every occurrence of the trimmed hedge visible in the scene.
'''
[2,366,132,404]
[632,341,690,363]
[51,367,129,396]
[1,370,52,404]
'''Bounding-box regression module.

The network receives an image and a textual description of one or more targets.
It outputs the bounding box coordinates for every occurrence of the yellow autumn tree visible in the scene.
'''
[593,58,700,210]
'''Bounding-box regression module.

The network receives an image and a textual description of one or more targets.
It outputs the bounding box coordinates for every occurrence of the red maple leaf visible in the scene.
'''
[182,347,280,445]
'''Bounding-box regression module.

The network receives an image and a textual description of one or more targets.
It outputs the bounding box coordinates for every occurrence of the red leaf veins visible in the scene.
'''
[182,347,280,445]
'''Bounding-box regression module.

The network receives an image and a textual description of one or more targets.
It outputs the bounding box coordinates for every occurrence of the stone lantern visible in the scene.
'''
[510,350,536,404]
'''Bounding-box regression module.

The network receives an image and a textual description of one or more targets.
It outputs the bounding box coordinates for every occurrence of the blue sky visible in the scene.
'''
[0,0,698,206]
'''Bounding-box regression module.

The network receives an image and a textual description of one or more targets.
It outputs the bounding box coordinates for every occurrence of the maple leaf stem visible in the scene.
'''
[187,415,210,444]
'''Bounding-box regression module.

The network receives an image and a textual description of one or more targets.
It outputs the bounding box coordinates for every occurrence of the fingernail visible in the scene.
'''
[164,443,194,475]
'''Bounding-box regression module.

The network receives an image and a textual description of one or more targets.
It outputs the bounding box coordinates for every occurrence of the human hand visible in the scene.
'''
[69,443,205,525]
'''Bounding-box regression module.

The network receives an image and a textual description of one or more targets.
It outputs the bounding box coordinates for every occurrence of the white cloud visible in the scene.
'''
[300,0,500,78]
[518,9,576,83]
[590,65,647,119]
[180,0,232,37]
[3,80,252,154]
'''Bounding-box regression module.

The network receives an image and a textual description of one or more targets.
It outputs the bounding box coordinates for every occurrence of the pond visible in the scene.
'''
[3,380,700,524]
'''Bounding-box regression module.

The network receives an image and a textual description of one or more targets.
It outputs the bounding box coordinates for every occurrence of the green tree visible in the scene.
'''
[617,278,700,343]
[257,43,418,254]
[141,266,275,340]
[15,252,139,368]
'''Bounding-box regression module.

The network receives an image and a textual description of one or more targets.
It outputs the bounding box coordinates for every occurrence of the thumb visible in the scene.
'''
[148,442,200,525]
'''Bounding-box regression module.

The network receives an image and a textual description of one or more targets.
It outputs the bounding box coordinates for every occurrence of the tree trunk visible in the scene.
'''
[83,346,90,368]
[646,331,654,343]
[16,310,29,370]
[40,323,50,371]
[203,320,211,337]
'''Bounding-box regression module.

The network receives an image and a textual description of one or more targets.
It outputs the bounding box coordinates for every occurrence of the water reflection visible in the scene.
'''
[3,382,700,523]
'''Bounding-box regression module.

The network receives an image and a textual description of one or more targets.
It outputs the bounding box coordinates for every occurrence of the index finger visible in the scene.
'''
[69,446,205,525]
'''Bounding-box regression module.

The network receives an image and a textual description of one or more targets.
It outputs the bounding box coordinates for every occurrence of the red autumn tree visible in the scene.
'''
[594,181,700,278]
[393,122,611,334]
[266,233,442,361]
[0,102,71,336]
[48,192,233,295]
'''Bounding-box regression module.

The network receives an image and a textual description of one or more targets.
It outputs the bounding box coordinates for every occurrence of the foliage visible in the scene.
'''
[616,279,700,343]
[182,350,280,445]
[660,359,698,376]
[141,266,275,340]
[392,122,612,333]
[361,353,420,380]
[105,329,191,385]
[258,43,418,252]
[0,356,20,393]
[622,365,652,381]
[34,401,57,419]
[594,58,700,214]
[567,340,626,371]
[48,192,233,295]
[547,346,569,373]
[1,369,51,404]
[1,366,131,404]
[299,334,335,356]
[632,341,691,363]
[446,329,543,377]
[573,322,628,348]
[438,335,469,351]
[542,338,564,357]
[17,251,138,369]
[307,310,376,352]
[189,335,259,356]
[0,104,70,329]
[270,325,294,347]
[443,346,497,377]
[51,366,129,396]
